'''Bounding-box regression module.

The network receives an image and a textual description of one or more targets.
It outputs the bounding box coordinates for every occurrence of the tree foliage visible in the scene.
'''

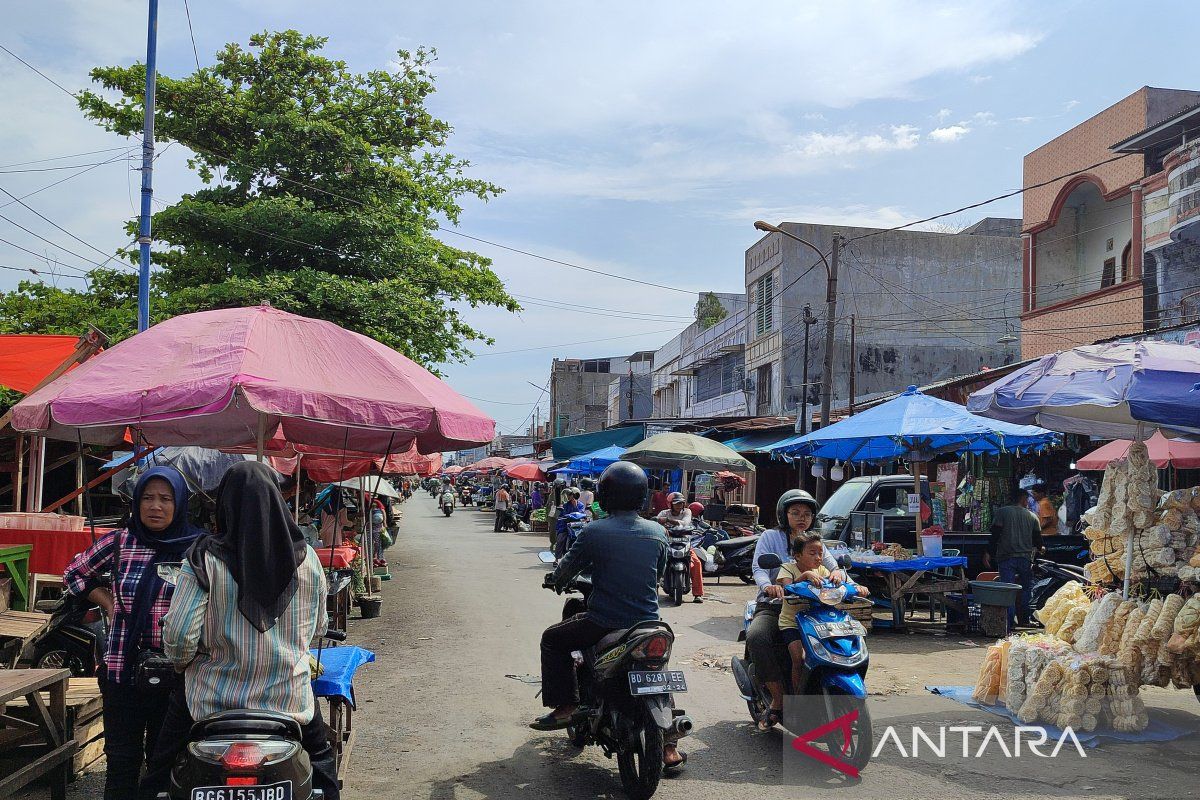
[2,30,517,365]
[695,291,727,330]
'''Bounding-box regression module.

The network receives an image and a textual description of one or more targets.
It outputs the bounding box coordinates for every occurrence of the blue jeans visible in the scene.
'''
[998,556,1034,626]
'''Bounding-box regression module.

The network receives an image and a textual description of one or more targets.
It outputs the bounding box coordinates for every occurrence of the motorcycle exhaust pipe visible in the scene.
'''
[669,715,694,737]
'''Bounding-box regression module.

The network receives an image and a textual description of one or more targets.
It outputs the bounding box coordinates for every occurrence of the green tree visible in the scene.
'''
[61,30,517,365]
[694,291,727,330]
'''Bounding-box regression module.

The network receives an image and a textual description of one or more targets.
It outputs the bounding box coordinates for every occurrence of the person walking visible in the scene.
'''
[1031,483,1060,537]
[494,483,513,532]
[984,484,1045,628]
[141,461,338,799]
[63,466,204,800]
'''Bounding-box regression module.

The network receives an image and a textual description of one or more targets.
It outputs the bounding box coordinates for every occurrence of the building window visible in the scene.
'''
[754,274,775,337]
[755,364,773,415]
[694,353,743,403]
[1121,242,1131,283]
[1101,257,1117,288]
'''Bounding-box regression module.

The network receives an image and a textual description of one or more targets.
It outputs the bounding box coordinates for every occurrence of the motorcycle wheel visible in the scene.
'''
[821,687,873,772]
[738,573,756,584]
[669,586,685,606]
[617,715,664,800]
[35,649,88,676]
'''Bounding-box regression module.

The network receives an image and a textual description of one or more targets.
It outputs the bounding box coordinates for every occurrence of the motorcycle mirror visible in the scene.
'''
[537,551,557,564]
[756,553,782,570]
[156,563,182,586]
[837,554,855,570]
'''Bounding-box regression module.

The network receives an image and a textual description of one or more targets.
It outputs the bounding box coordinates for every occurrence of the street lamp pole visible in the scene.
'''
[799,303,817,436]
[754,221,840,502]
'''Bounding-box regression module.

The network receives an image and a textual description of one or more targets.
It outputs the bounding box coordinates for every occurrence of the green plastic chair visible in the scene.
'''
[0,544,33,612]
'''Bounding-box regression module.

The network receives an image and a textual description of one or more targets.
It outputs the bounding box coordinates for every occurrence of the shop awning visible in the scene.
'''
[719,430,793,454]
[0,335,82,393]
[1076,431,1200,470]
[550,426,645,460]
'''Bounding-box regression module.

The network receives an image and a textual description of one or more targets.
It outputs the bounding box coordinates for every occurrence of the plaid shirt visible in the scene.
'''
[64,529,175,684]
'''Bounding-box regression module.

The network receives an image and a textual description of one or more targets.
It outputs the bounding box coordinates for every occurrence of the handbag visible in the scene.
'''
[113,532,180,691]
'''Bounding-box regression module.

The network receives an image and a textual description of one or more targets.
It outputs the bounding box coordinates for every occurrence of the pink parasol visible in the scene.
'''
[12,305,494,454]
[1075,430,1200,470]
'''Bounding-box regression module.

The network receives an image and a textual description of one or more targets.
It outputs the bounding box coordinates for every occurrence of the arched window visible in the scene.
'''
[1121,241,1132,283]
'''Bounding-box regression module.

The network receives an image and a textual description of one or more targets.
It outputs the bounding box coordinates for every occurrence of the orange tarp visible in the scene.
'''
[0,335,80,393]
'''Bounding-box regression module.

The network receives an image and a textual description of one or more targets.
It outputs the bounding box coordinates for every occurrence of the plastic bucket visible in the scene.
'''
[359,597,383,619]
[920,535,943,557]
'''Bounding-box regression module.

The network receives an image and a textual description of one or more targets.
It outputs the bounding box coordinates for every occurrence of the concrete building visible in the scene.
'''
[605,351,654,426]
[1019,86,1200,358]
[546,356,628,437]
[649,293,749,419]
[744,220,1022,421]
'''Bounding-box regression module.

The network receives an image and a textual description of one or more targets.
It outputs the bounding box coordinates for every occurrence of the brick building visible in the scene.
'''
[1020,86,1200,358]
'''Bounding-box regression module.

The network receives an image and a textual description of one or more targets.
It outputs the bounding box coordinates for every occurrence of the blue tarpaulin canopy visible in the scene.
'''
[769,386,1059,463]
[569,444,626,473]
[968,341,1200,439]
[550,426,644,460]
[720,430,793,454]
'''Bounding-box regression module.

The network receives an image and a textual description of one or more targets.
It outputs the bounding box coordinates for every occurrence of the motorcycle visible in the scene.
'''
[440,493,455,517]
[662,526,694,606]
[157,628,348,800]
[537,552,692,800]
[706,531,760,584]
[554,511,588,559]
[731,553,872,773]
[24,592,104,676]
[1030,557,1090,612]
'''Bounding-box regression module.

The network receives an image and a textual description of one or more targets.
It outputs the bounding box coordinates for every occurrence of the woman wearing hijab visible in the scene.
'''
[141,461,338,799]
[64,466,204,800]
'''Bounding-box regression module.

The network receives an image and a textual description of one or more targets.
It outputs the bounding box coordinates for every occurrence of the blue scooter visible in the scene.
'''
[553,511,589,560]
[731,553,872,772]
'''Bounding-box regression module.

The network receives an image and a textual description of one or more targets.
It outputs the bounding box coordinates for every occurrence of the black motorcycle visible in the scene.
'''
[157,630,347,800]
[1031,557,1090,612]
[25,592,103,676]
[538,553,692,800]
[662,526,694,605]
[707,532,760,584]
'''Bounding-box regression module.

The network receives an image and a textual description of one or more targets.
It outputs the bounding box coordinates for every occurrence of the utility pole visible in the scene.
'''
[626,365,634,421]
[796,303,817,435]
[816,234,841,502]
[849,313,857,416]
[136,0,160,332]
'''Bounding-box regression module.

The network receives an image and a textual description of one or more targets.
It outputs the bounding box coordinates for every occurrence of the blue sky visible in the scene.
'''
[2,1,1196,434]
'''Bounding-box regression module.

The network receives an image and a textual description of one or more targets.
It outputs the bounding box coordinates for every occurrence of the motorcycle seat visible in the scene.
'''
[594,620,673,655]
[191,709,302,741]
[714,535,757,550]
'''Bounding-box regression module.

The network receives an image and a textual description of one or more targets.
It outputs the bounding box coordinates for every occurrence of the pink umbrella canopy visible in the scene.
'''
[12,305,494,454]
[506,462,547,482]
[1076,431,1200,470]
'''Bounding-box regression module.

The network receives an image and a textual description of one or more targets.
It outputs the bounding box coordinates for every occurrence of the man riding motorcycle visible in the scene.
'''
[531,461,687,770]
[745,489,868,730]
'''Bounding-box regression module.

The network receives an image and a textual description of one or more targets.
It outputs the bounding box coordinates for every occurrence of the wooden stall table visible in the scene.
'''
[311,646,375,788]
[318,546,359,633]
[849,555,968,631]
[5,678,105,780]
[0,668,75,800]
[0,544,34,612]
[0,609,50,668]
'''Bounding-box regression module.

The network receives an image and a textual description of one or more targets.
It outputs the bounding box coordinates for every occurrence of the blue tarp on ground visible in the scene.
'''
[311,646,375,707]
[927,685,1195,747]
[851,556,967,573]
[550,426,645,460]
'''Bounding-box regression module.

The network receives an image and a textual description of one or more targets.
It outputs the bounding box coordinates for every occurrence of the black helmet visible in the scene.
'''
[597,461,648,512]
[776,488,819,529]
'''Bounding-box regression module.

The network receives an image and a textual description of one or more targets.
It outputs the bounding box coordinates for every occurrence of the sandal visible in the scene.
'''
[663,751,687,775]
[529,710,583,731]
[757,708,783,731]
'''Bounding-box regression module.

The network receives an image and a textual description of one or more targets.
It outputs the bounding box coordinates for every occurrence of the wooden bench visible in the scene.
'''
[6,678,105,781]
[0,668,75,800]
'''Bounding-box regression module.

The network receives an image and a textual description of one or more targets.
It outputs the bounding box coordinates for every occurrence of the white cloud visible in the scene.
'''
[969,74,993,85]
[928,124,971,142]
[1012,115,1037,123]
[970,111,997,126]
[787,125,921,158]
[1065,99,1081,110]
[936,108,954,122]
[717,202,917,229]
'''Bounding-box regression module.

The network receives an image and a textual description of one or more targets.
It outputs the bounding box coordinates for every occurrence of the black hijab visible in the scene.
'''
[188,461,307,633]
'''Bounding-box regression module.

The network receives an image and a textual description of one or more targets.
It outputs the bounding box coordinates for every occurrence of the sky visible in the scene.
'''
[1,1,1197,435]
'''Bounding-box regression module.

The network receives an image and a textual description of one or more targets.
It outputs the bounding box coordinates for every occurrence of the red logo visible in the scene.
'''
[790,710,861,778]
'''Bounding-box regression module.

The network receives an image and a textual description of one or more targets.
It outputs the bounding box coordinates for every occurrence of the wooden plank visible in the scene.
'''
[0,610,50,640]
[72,736,105,777]
[0,741,76,797]
[23,688,63,747]
[0,668,69,704]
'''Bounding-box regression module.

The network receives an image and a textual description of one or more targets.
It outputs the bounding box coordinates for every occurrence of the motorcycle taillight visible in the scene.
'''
[631,632,673,660]
[188,739,299,769]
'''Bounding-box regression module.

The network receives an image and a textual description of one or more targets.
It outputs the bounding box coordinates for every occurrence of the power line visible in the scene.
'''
[0,146,135,171]
[474,328,682,357]
[0,185,117,261]
[0,262,87,281]
[0,148,138,211]
[0,43,78,98]
[181,0,202,71]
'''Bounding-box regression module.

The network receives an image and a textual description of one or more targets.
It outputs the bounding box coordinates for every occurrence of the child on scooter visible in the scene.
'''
[776,532,829,694]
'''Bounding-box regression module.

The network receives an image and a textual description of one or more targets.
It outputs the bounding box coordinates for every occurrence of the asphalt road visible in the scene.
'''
[342,496,1200,800]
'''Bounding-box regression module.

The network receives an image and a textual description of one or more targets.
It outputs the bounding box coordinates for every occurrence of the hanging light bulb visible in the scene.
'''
[830,461,844,482]
[811,461,825,479]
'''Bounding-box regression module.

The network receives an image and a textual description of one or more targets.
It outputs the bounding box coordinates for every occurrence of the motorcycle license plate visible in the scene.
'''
[814,620,866,638]
[191,782,292,800]
[627,670,687,695]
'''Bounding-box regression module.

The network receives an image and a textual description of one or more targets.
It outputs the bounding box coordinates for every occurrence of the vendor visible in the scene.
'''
[1031,483,1059,536]
[984,485,1045,628]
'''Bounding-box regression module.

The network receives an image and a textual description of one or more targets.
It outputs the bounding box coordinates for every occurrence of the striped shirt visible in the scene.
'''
[163,547,328,724]
[64,529,174,684]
